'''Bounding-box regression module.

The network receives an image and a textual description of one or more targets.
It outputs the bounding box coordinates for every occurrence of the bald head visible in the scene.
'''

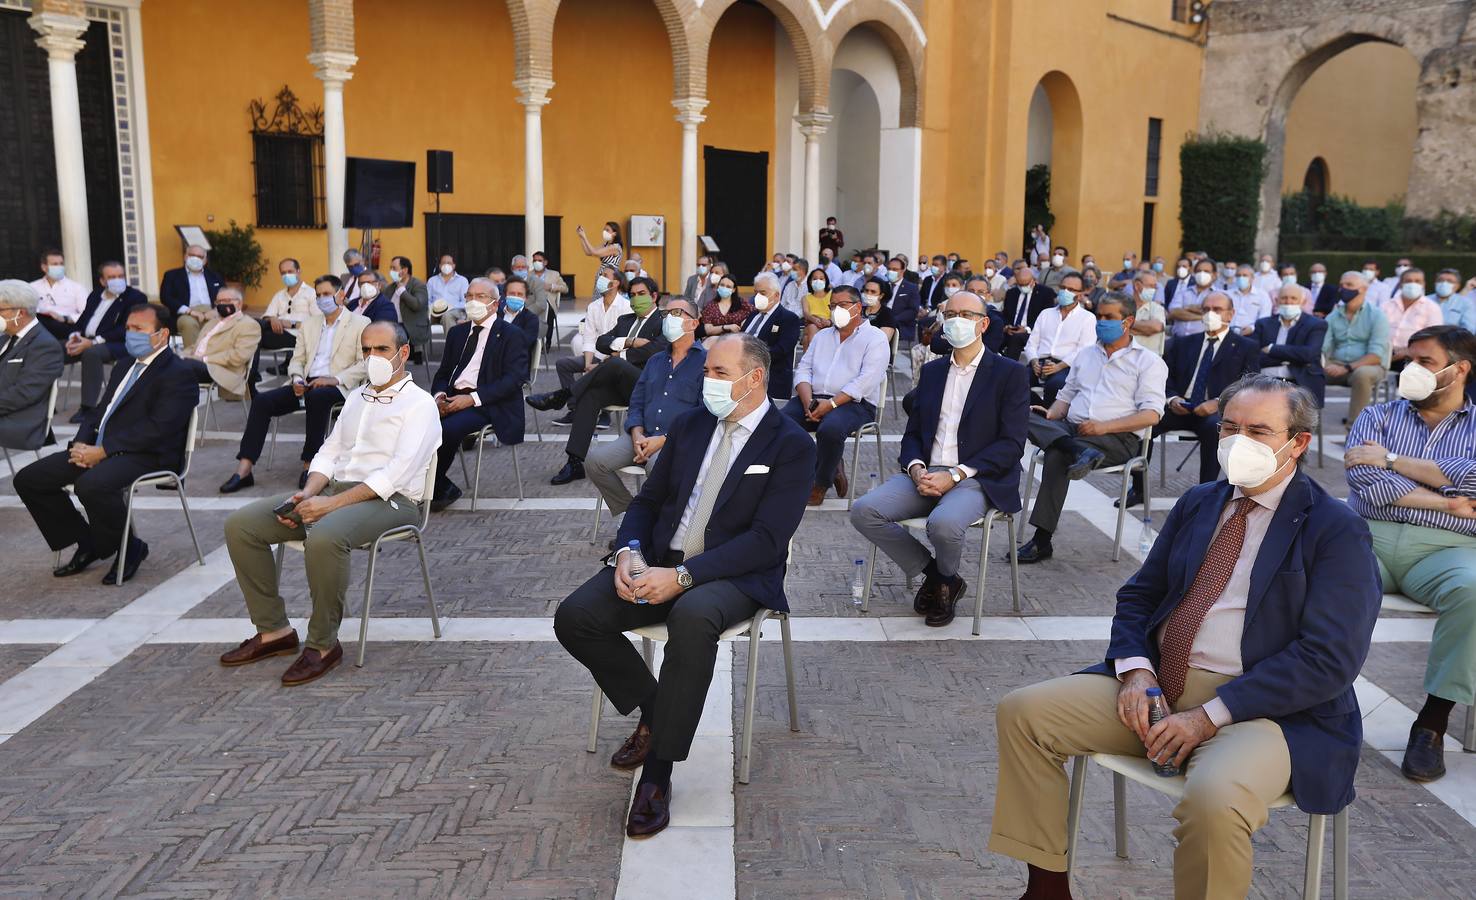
[944,291,987,315]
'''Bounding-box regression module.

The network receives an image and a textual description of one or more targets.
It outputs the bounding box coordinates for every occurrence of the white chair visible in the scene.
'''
[266,400,343,468]
[1381,593,1476,750]
[523,339,545,439]
[197,383,251,446]
[884,328,901,420]
[456,427,525,508]
[844,388,889,510]
[1065,753,1349,899]
[590,464,646,544]
[859,508,1021,634]
[272,457,441,667]
[1022,427,1153,562]
[3,381,59,478]
[1156,429,1201,488]
[113,406,206,584]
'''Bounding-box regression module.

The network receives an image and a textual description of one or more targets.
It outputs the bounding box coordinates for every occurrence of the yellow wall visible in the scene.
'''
[1281,42,1418,205]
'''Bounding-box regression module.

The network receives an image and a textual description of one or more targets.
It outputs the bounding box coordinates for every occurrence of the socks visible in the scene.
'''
[1034,528,1053,547]
[923,557,941,582]
[1415,694,1456,734]
[638,758,672,787]
[637,703,653,729]
[1023,864,1073,900]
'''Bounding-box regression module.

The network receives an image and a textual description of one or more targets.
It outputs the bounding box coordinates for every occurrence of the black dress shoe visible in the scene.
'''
[526,389,571,412]
[1402,725,1447,782]
[219,473,255,494]
[595,412,612,431]
[1067,447,1106,480]
[925,578,967,627]
[1015,537,1054,564]
[913,576,941,615]
[53,545,99,577]
[625,779,672,838]
[430,482,463,513]
[68,407,91,425]
[1115,486,1145,509]
[550,459,586,485]
[102,541,148,585]
[298,470,310,490]
[551,412,575,427]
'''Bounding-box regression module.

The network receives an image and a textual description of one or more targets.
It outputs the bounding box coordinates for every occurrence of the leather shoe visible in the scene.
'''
[807,485,827,506]
[526,389,571,412]
[833,461,849,499]
[925,577,966,627]
[550,458,585,485]
[68,407,91,425]
[1115,486,1145,509]
[102,540,148,585]
[610,722,653,769]
[430,482,463,513]
[551,412,575,427]
[220,630,301,667]
[1015,537,1053,564]
[281,642,343,686]
[1401,724,1446,782]
[298,469,310,490]
[53,544,99,577]
[625,779,672,838]
[219,472,255,494]
[1067,447,1106,480]
[913,576,941,615]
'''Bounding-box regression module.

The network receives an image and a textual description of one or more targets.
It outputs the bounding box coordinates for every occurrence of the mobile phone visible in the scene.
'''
[272,499,298,518]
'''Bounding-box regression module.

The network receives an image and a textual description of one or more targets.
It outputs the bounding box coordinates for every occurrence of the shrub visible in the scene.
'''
[1179,134,1266,261]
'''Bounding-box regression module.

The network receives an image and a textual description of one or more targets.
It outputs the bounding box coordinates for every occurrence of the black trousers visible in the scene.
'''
[257,319,297,351]
[237,384,341,464]
[433,391,494,495]
[14,449,158,553]
[1133,410,1222,491]
[567,358,641,461]
[554,566,760,761]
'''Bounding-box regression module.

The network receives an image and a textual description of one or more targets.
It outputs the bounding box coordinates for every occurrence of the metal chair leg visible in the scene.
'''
[1112,772,1129,858]
[418,536,441,639]
[3,447,12,478]
[115,485,137,586]
[1006,513,1021,613]
[1333,808,1348,900]
[267,416,278,469]
[587,688,603,753]
[739,610,765,785]
[861,542,878,614]
[642,636,654,670]
[591,496,604,545]
[846,433,862,510]
[1303,812,1327,899]
[1113,469,1130,563]
[780,614,798,732]
[273,542,285,577]
[176,477,205,565]
[974,514,992,635]
[470,435,483,511]
[1065,755,1087,877]
[357,541,379,667]
[510,441,524,502]
[1023,451,1039,529]
[1158,433,1166,487]
[1463,703,1475,751]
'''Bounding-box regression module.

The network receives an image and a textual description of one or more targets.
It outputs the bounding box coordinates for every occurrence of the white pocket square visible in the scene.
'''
[743,464,770,475]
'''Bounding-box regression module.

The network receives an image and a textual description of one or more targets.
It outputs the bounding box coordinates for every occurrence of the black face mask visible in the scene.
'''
[1337,287,1359,303]
[215,304,236,318]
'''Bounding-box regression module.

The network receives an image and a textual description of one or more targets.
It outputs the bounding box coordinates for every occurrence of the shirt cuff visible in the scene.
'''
[470,390,482,407]
[177,305,189,315]
[1202,697,1234,728]
[610,337,628,353]
[906,459,926,472]
[957,464,977,479]
[1114,657,1155,679]
[362,471,395,501]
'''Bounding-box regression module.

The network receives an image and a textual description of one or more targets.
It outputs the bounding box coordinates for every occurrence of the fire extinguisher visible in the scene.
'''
[369,234,382,270]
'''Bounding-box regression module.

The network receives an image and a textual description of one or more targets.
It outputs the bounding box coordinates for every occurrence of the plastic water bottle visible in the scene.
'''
[627,540,649,579]
[850,559,866,606]
[1138,516,1154,558]
[1146,687,1180,777]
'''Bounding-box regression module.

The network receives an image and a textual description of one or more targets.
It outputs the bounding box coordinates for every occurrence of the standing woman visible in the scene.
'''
[801,266,832,349]
[576,221,626,284]
[700,274,751,339]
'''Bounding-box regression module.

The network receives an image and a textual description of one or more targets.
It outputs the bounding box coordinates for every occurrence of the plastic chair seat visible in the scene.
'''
[1090,752,1294,808]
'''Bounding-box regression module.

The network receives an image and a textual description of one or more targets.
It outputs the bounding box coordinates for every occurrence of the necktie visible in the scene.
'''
[0,333,16,361]
[1157,497,1258,704]
[96,362,145,446]
[681,420,741,559]
[452,325,483,381]
[1015,292,1030,327]
[1187,338,1218,406]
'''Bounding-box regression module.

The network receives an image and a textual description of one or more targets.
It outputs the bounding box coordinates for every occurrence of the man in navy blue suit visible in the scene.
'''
[883,256,922,342]
[498,277,542,367]
[990,375,1381,900]
[1253,283,1328,406]
[738,272,801,399]
[351,270,399,324]
[427,280,529,510]
[66,261,148,423]
[851,291,1027,625]
[159,244,224,349]
[555,333,816,840]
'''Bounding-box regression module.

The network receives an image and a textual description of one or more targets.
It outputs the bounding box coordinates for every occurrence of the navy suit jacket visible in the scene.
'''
[886,280,922,335]
[1161,276,1187,307]
[1083,472,1380,814]
[900,349,1028,513]
[617,404,816,612]
[1164,330,1260,403]
[77,348,199,472]
[432,318,529,444]
[1253,314,1328,405]
[504,307,540,352]
[77,287,149,347]
[740,305,801,399]
[159,266,224,313]
[359,294,399,324]
[1306,282,1339,316]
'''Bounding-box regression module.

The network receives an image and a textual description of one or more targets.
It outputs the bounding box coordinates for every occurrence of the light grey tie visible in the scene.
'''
[682,420,741,559]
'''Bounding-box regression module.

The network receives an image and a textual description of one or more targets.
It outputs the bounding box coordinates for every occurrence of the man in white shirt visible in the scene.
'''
[1228,264,1274,334]
[784,285,891,505]
[219,321,439,686]
[260,257,317,354]
[1251,254,1282,299]
[427,253,470,330]
[1023,272,1096,406]
[1130,271,1168,355]
[29,248,89,342]
[555,265,632,398]
[1017,293,1167,563]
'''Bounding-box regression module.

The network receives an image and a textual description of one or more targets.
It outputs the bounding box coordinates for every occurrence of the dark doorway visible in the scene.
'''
[1141,202,1156,263]
[1302,157,1329,223]
[703,146,767,285]
[423,213,563,291]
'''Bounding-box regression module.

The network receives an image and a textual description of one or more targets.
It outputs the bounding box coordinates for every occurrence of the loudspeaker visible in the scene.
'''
[344,157,415,228]
[427,149,454,193]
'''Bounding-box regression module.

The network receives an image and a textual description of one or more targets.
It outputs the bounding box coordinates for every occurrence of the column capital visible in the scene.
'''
[672,97,708,127]
[28,10,88,62]
[795,111,833,138]
[308,50,358,85]
[514,77,556,108]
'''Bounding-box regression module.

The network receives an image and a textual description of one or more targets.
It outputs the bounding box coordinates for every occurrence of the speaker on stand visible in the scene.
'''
[427,150,454,271]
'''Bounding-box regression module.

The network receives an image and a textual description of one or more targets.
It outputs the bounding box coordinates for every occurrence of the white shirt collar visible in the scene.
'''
[1231,467,1294,512]
[14,319,38,340]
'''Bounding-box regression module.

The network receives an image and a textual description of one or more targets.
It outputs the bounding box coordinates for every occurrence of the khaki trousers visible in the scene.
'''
[1326,364,1386,425]
[175,309,209,351]
[990,670,1291,900]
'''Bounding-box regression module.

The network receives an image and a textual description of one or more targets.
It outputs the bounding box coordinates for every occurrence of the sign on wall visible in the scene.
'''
[629,215,665,248]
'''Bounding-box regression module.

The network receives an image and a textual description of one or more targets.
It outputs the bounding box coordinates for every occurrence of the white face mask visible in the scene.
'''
[1051,254,1065,266]
[1400,282,1424,301]
[1139,287,1157,303]
[753,294,770,311]
[602,230,613,242]
[1123,260,1134,271]
[943,285,961,298]
[702,372,755,419]
[440,263,454,276]
[811,280,827,293]
[942,316,979,348]
[1362,269,1377,282]
[365,353,401,387]
[1202,311,1224,334]
[1176,266,1190,280]
[1278,304,1301,320]
[465,299,490,322]
[1217,434,1294,488]
[532,260,545,272]
[831,306,852,329]
[359,283,379,300]
[1259,261,1273,273]
[185,256,205,272]
[1309,272,1326,285]
[1397,362,1454,402]
[1281,275,1297,287]
[709,272,721,285]
[1395,265,1409,277]
[387,269,401,283]
[1194,271,1215,287]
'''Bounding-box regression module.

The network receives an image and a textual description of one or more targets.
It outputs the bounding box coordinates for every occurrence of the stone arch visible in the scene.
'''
[821,2,926,128]
[506,0,696,99]
[688,0,826,114]
[1034,70,1084,256]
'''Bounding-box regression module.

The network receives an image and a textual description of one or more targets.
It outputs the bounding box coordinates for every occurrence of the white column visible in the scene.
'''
[673,98,708,288]
[796,112,831,266]
[30,10,91,284]
[517,78,554,257]
[310,51,356,273]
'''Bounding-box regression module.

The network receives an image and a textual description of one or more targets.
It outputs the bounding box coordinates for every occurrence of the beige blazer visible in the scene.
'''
[288,309,369,394]
[195,313,262,400]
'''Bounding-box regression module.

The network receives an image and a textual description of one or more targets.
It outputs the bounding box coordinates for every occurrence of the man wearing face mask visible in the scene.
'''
[0,280,65,462]
[555,333,815,839]
[1380,267,1445,370]
[526,251,568,350]
[1161,257,1192,308]
[1167,258,1219,341]
[180,286,262,401]
[1359,259,1391,306]
[16,305,197,585]
[683,255,714,303]
[427,253,469,331]
[1000,265,1057,362]
[554,265,632,404]
[1304,262,1337,316]
[1252,254,1281,299]
[851,292,1028,626]
[260,258,316,357]
[1345,325,1476,781]
[159,245,224,350]
[499,277,541,362]
[29,248,88,342]
[1323,271,1391,425]
[1041,246,1078,290]
[1430,268,1476,331]
[384,256,430,362]
[426,279,530,511]
[1129,271,1168,355]
[1253,283,1328,406]
[67,261,148,424]
[220,321,440,685]
[337,249,367,312]
[820,216,845,258]
[1227,264,1274,335]
[1023,273,1095,407]
[738,272,801,399]
[222,276,369,494]
[994,374,1380,900]
[884,257,923,343]
[820,248,844,288]
[1018,293,1167,563]
[354,270,399,324]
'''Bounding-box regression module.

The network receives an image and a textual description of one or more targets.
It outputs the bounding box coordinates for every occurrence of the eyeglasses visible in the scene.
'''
[941,310,986,321]
[666,308,696,319]
[831,301,862,310]
[359,387,396,404]
[1218,423,1290,439]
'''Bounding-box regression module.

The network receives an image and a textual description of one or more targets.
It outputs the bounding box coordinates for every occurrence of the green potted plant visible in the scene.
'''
[203,219,268,292]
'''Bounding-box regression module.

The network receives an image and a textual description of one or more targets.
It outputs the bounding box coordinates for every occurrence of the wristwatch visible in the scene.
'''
[949,467,963,484]
[1384,452,1399,470]
[675,565,693,590]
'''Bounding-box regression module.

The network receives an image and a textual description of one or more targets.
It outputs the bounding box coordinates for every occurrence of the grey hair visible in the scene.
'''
[343,248,363,263]
[753,271,780,293]
[468,276,500,300]
[364,319,411,351]
[186,244,208,256]
[364,268,387,286]
[1341,270,1367,286]
[0,279,40,313]
[718,332,771,385]
[1219,374,1320,441]
[1277,283,1309,304]
[510,254,528,266]
[663,295,695,316]
[216,284,244,304]
[1097,291,1133,316]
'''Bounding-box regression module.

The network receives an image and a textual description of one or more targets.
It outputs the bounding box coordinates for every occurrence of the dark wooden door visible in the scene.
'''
[423,213,562,286]
[703,147,768,285]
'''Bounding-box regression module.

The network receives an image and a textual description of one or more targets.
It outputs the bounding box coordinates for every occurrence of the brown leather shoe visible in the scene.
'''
[625,779,672,838]
[280,642,343,686]
[219,631,300,667]
[833,461,849,499]
[610,722,653,769]
[913,577,941,615]
[925,578,967,627]
[808,485,827,506]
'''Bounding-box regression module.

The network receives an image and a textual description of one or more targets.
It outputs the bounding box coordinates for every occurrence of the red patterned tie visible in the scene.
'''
[1157,497,1259,705]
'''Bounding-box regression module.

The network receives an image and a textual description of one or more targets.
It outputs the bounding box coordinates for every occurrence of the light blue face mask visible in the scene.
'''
[702,371,756,419]
[661,314,686,342]
[1235,275,1251,291]
[717,286,734,300]
[1056,290,1075,307]
[595,275,613,294]
[282,272,299,287]
[505,297,525,313]
[124,329,157,359]
[106,277,128,295]
[47,264,66,280]
[512,268,528,279]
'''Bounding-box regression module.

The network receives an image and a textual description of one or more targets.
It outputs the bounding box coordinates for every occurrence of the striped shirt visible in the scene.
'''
[1346,398,1476,536]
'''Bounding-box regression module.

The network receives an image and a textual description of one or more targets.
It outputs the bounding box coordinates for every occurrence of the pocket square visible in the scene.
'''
[743,464,770,475]
[770,325,780,333]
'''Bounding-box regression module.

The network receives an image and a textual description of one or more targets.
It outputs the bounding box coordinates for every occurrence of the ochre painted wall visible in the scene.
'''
[1281,42,1418,206]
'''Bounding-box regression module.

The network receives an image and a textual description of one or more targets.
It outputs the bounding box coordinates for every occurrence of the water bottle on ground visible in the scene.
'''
[850,559,866,607]
[1145,687,1180,777]
[627,540,649,579]
[1138,515,1154,558]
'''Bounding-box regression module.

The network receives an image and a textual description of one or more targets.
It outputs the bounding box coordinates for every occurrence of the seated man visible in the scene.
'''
[850,292,1027,625]
[1344,325,1476,782]
[554,333,815,838]
[0,280,66,456]
[15,304,197,584]
[219,322,440,686]
[1255,284,1328,400]
[386,257,431,361]
[553,266,632,402]
[499,276,541,362]
[67,261,147,423]
[1023,272,1095,407]
[159,244,224,350]
[785,284,891,505]
[221,276,368,493]
[1017,293,1167,563]
[1381,267,1445,371]
[427,279,529,510]
[180,286,261,401]
[587,298,705,544]
[992,375,1381,900]
[259,257,316,353]
[354,270,399,323]
[1323,270,1391,425]
[29,248,89,342]
[738,272,801,400]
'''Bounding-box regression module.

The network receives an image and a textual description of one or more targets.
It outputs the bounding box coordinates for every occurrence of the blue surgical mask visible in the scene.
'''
[1235,275,1251,291]
[661,314,685,342]
[47,264,66,280]
[506,297,525,313]
[886,270,901,283]
[512,268,528,279]
[124,330,156,358]
[1056,290,1075,307]
[595,275,613,294]
[283,273,300,288]
[717,286,734,300]
[942,316,978,348]
[106,277,127,295]
[1096,319,1126,344]
[316,294,338,314]
[348,263,365,276]
[1278,304,1301,320]
[1281,275,1297,287]
[1152,262,1164,273]
[701,372,754,419]
[1435,281,1456,298]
